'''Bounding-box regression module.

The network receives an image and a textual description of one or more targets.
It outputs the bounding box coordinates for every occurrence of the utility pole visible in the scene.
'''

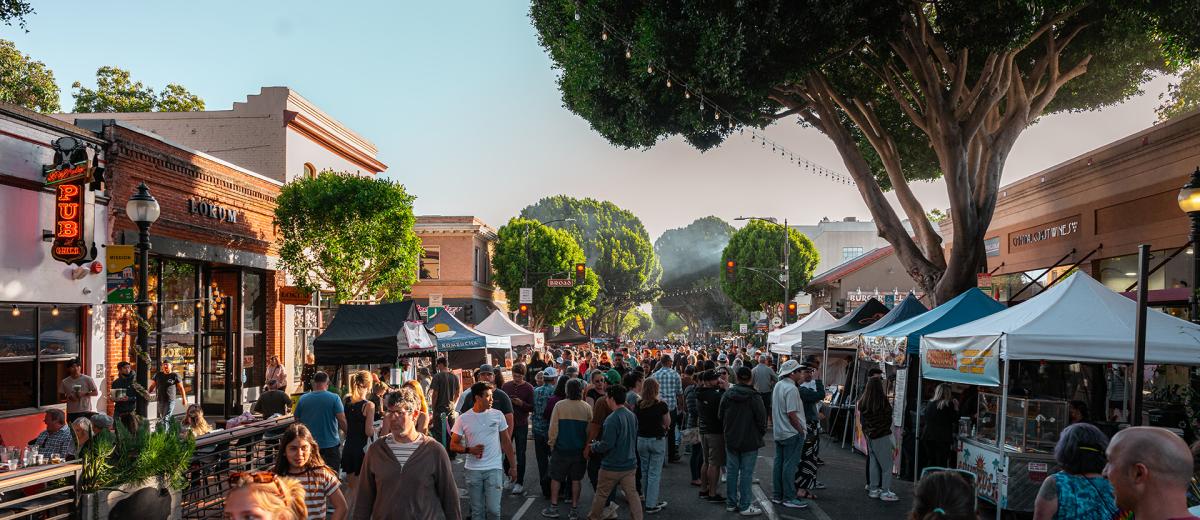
[783,218,790,322]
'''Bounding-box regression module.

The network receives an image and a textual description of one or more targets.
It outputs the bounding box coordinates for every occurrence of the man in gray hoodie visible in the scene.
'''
[719,366,768,516]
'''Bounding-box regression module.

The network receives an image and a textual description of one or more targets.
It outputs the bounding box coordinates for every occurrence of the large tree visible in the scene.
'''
[72,66,205,113]
[275,170,422,303]
[0,39,58,112]
[654,216,739,333]
[720,220,819,320]
[530,0,1200,303]
[1157,63,1200,121]
[492,217,600,330]
[521,195,661,336]
[0,0,32,29]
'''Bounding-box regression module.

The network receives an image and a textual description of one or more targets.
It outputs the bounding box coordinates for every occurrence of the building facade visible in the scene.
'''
[410,216,504,325]
[793,217,917,275]
[805,246,929,314]
[0,103,110,444]
[940,109,1200,317]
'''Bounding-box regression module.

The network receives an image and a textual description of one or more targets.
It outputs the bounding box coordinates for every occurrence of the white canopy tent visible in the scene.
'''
[475,310,545,349]
[768,307,838,355]
[921,272,1200,386]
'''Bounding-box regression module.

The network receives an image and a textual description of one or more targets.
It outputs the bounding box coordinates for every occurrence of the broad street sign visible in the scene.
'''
[519,288,533,304]
[547,278,575,288]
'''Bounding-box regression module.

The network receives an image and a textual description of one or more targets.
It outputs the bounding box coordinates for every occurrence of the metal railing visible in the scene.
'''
[181,415,294,519]
[0,463,81,520]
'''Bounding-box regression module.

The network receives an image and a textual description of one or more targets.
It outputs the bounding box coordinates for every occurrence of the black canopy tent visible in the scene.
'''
[546,323,590,345]
[312,301,431,365]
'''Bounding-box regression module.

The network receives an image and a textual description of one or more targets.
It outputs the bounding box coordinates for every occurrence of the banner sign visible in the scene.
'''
[105,245,135,304]
[859,336,908,366]
[575,316,586,336]
[920,336,1002,386]
[278,286,313,305]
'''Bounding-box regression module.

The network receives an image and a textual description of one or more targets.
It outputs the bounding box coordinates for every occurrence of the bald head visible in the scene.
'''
[1109,427,1194,488]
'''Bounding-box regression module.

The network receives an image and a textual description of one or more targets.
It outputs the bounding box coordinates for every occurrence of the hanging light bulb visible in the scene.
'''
[714,111,720,120]
[684,91,690,99]
[172,303,179,311]
[195,300,203,309]
[574,8,580,21]
[11,305,19,317]
[647,63,654,74]
[51,305,60,317]
[625,47,631,59]
[666,78,671,88]
[601,30,608,41]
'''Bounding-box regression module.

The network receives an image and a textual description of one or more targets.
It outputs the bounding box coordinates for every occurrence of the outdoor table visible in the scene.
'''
[0,462,81,519]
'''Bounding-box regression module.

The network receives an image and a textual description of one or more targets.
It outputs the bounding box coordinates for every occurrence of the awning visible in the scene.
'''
[826,293,928,352]
[313,301,427,365]
[861,288,1004,366]
[475,310,545,349]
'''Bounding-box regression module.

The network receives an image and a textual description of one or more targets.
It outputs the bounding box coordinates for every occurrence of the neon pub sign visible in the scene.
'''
[43,137,97,265]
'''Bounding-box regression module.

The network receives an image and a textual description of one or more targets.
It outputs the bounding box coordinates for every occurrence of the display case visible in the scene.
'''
[976,393,1067,453]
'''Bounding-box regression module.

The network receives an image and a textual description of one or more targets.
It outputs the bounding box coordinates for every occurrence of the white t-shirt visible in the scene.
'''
[772,379,805,441]
[451,408,508,471]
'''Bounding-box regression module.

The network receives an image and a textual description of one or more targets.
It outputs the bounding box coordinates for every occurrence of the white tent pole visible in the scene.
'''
[995,357,1010,520]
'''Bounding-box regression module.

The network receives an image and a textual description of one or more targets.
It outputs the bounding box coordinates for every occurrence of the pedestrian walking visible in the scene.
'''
[147,361,187,423]
[543,378,592,519]
[908,470,976,520]
[533,367,560,498]
[109,361,141,420]
[794,364,824,499]
[272,423,348,520]
[919,383,960,471]
[1032,423,1116,520]
[341,371,376,496]
[294,371,348,473]
[697,369,727,503]
[353,386,461,520]
[649,356,683,462]
[61,359,98,423]
[503,363,535,495]
[1103,426,1199,520]
[859,377,898,502]
[750,356,776,422]
[225,471,308,520]
[450,381,518,520]
[584,374,618,517]
[720,366,766,516]
[585,385,643,520]
[634,378,670,513]
[682,370,703,487]
[770,360,807,509]
[429,357,460,450]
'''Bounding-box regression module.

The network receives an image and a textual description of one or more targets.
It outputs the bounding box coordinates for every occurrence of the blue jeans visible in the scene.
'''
[158,399,176,425]
[637,436,666,506]
[772,433,805,501]
[726,449,759,511]
[465,468,503,520]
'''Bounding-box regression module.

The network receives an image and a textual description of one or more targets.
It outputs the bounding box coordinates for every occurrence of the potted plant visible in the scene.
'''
[80,417,196,520]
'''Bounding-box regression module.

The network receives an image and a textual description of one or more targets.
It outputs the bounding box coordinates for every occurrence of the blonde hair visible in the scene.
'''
[184,404,212,436]
[638,378,661,409]
[931,383,955,410]
[225,474,306,520]
[347,370,372,401]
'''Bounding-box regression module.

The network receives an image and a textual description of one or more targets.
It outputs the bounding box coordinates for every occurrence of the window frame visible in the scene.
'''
[420,246,442,280]
[0,303,87,417]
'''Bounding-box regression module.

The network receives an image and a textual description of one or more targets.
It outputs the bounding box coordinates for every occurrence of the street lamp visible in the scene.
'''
[735,216,791,323]
[126,182,160,416]
[1177,167,1200,323]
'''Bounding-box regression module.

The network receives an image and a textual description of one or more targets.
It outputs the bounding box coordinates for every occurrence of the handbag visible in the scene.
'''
[681,427,700,445]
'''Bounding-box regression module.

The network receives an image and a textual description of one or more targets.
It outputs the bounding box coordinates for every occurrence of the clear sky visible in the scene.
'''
[4,1,1176,239]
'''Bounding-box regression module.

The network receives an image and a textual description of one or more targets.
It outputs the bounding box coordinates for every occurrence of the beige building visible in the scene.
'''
[58,87,386,182]
[410,216,506,325]
[805,246,929,314]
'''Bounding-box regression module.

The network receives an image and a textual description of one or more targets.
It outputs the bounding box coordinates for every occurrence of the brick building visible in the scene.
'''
[410,216,505,324]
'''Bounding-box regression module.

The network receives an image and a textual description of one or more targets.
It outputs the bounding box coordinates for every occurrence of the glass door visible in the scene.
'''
[199,295,234,418]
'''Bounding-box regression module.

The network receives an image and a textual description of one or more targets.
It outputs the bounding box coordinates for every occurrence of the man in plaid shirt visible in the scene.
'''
[650,354,684,462]
[532,367,560,498]
[29,409,76,460]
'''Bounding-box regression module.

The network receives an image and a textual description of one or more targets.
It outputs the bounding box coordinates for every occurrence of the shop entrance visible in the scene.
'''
[199,294,235,418]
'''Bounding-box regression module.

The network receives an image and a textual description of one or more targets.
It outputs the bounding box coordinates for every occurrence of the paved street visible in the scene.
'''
[450,432,913,520]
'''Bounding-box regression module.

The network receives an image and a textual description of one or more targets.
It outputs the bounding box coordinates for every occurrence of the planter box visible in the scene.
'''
[82,480,182,520]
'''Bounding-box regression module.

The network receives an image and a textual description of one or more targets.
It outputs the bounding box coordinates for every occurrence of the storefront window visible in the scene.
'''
[243,272,266,387]
[1097,249,1192,293]
[0,306,82,412]
[420,246,441,280]
[156,259,198,390]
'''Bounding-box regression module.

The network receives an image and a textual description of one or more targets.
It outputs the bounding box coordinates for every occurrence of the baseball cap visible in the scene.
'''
[542,367,559,379]
[479,364,495,374]
[778,359,802,377]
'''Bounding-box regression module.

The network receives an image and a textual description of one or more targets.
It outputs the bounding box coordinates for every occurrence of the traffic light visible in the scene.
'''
[786,302,797,322]
[725,260,736,280]
[518,303,530,324]
[574,263,586,283]
[835,300,845,315]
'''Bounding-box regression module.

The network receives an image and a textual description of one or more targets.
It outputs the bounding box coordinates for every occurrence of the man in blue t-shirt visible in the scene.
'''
[294,371,347,472]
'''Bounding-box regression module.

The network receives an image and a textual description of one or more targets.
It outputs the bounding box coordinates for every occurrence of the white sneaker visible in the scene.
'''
[740,505,764,516]
[511,484,524,495]
[868,489,881,499]
[720,473,727,483]
[602,503,619,520]
[880,491,899,502]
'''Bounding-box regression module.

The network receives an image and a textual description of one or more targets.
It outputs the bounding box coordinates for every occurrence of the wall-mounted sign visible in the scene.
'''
[429,293,443,308]
[547,279,575,288]
[739,323,748,334]
[187,198,239,223]
[1008,215,1080,252]
[984,237,1001,257]
[45,138,97,265]
[278,286,313,305]
[106,245,136,304]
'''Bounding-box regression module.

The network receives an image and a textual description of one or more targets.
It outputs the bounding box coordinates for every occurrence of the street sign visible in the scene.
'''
[770,317,783,327]
[429,293,443,308]
[519,288,533,304]
[739,323,748,334]
[278,285,313,305]
[547,278,575,288]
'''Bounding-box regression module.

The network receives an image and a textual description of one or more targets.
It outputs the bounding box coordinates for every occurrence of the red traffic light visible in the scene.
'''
[725,260,736,278]
[518,304,529,316]
[574,263,586,283]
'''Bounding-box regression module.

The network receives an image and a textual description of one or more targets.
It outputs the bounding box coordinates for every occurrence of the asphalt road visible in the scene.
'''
[450,432,915,520]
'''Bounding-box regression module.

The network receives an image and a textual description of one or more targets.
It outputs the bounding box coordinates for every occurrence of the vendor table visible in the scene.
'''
[0,463,81,520]
[957,436,1059,513]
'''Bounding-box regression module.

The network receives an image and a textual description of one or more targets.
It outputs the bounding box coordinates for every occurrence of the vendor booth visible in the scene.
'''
[312,301,433,365]
[918,273,1200,514]
[426,310,512,369]
[768,307,837,356]
[546,323,590,346]
[475,310,546,355]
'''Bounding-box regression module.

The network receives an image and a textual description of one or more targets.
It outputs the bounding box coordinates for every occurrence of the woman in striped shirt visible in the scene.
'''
[273,423,348,520]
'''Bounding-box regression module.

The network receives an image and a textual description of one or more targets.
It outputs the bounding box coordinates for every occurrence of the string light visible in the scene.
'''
[601,30,608,41]
[51,305,59,317]
[625,47,631,59]
[666,78,671,88]
[11,305,19,317]
[647,64,654,74]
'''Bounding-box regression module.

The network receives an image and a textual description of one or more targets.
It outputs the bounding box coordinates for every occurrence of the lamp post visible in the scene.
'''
[126,182,160,416]
[1177,167,1200,323]
[735,216,792,323]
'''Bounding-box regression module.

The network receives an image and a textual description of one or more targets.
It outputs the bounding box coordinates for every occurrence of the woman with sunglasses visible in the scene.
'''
[1032,423,1116,520]
[225,471,308,520]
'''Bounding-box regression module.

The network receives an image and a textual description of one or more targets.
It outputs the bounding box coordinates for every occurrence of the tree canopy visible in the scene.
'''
[654,216,740,332]
[492,217,600,330]
[275,171,422,303]
[521,195,661,336]
[0,39,58,112]
[720,220,818,316]
[1157,64,1200,122]
[531,0,1200,303]
[0,0,32,30]
[72,66,205,113]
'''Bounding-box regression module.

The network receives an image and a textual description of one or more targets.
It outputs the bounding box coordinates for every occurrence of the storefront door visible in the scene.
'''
[199,295,235,418]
